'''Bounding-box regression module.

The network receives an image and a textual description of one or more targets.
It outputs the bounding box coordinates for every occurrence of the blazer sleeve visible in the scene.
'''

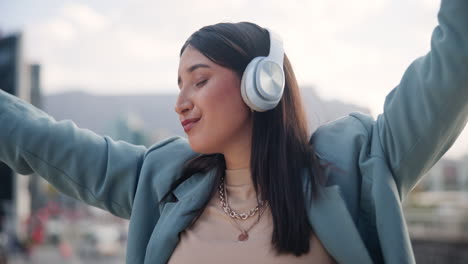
[0,89,148,219]
[372,0,468,199]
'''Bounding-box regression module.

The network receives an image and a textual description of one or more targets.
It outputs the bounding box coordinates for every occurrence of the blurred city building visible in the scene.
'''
[405,155,468,263]
[0,32,48,242]
[419,158,466,191]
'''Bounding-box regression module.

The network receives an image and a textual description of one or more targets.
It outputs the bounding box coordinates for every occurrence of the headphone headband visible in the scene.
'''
[265,28,284,68]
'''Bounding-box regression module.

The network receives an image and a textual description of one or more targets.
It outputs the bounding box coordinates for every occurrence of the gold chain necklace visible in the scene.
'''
[218,176,265,220]
[218,176,267,241]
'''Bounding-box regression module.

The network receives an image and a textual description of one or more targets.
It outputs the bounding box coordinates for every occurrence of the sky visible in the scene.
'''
[1,0,467,159]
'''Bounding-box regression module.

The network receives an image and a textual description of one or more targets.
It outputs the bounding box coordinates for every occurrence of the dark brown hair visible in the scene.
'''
[160,22,327,257]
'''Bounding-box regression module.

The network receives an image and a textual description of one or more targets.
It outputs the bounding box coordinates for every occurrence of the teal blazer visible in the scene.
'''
[1,0,467,263]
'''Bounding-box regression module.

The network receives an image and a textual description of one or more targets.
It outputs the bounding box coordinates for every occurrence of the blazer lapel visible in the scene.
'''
[151,167,373,264]
[171,167,218,208]
[147,168,218,264]
[304,181,373,264]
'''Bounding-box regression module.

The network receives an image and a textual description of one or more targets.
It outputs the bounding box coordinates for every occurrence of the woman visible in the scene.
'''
[0,0,467,263]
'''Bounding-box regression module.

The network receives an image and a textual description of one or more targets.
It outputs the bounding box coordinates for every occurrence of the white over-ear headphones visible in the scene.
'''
[240,28,285,112]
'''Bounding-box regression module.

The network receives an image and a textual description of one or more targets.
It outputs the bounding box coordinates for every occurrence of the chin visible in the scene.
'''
[188,137,218,154]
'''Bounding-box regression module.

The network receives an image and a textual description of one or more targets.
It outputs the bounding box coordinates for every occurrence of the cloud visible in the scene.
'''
[38,18,76,42]
[112,28,176,61]
[415,0,440,11]
[61,3,109,32]
[30,2,110,45]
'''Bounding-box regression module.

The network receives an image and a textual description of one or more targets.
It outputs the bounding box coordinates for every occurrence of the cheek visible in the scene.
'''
[209,85,241,110]
[190,78,250,152]
[207,78,247,122]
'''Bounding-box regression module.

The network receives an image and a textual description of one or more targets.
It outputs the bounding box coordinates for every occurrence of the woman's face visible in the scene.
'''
[175,45,253,154]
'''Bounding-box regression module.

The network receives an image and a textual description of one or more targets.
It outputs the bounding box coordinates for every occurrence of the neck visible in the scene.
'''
[222,143,251,170]
[224,167,253,186]
[222,118,253,170]
[222,144,252,186]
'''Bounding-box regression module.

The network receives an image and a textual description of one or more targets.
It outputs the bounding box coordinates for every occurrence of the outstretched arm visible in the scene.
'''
[0,89,147,219]
[373,0,468,199]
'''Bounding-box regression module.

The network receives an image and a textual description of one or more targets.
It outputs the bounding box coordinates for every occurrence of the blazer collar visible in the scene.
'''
[168,167,373,264]
[147,169,219,264]
[172,167,218,203]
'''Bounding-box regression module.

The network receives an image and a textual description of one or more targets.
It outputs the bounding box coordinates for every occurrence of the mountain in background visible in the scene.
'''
[43,90,179,141]
[42,86,371,145]
[299,86,371,132]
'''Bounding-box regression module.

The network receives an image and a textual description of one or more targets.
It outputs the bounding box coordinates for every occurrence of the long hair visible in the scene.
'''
[160,22,327,256]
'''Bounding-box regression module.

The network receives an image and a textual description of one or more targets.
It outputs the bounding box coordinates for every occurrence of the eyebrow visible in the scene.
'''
[177,63,211,87]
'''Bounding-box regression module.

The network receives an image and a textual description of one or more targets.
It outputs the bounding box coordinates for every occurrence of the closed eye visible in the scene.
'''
[196,80,208,87]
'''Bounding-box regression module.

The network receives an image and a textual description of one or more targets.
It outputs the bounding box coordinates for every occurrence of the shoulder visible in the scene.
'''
[144,136,195,158]
[143,135,198,169]
[311,111,375,162]
[140,136,199,199]
[310,111,390,197]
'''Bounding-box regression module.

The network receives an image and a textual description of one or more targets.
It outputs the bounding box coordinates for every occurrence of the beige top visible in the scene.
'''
[167,168,337,264]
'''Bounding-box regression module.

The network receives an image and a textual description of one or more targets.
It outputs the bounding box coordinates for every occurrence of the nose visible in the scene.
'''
[174,93,193,115]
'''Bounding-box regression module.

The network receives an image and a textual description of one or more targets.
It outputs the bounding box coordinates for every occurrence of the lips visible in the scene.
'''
[181,118,201,132]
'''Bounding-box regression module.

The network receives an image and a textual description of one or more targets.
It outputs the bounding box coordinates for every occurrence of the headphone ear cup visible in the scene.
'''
[241,28,285,112]
[241,57,264,111]
[241,57,284,112]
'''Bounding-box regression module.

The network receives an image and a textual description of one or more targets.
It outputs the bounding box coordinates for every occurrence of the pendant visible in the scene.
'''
[238,231,249,241]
